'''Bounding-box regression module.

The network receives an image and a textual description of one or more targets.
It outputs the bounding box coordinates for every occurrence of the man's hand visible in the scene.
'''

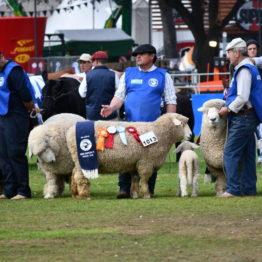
[250,58,256,65]
[23,101,35,112]
[219,106,230,116]
[101,105,113,118]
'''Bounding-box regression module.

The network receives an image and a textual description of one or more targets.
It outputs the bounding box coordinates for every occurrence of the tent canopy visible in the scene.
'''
[55,28,133,42]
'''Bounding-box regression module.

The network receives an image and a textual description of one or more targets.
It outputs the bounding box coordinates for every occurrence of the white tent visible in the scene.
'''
[45,0,120,34]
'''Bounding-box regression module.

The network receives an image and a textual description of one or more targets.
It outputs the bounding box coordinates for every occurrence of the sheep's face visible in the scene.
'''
[172,117,192,141]
[183,124,192,140]
[205,107,221,127]
[198,99,226,128]
[39,148,56,163]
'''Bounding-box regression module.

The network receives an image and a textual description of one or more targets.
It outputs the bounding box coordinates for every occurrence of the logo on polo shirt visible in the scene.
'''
[148,78,158,87]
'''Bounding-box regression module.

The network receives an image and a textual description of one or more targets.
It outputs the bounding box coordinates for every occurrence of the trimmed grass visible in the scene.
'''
[0,149,262,262]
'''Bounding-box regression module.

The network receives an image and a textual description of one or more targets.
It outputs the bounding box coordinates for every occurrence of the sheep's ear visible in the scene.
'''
[173,145,182,153]
[191,142,199,149]
[28,148,33,158]
[198,107,204,112]
[172,118,182,126]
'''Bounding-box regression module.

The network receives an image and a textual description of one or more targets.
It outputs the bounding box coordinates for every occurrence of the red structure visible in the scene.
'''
[0,17,47,71]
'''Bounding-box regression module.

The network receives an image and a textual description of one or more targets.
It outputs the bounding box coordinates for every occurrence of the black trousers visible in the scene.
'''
[0,112,31,198]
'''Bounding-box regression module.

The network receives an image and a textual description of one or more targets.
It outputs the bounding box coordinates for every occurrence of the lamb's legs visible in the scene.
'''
[180,175,188,197]
[191,174,199,197]
[176,178,181,196]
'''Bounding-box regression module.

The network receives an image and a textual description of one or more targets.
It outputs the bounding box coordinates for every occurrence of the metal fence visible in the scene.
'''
[170,71,230,94]
[28,56,230,94]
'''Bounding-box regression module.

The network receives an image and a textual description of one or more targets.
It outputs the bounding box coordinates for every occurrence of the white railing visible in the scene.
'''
[170,71,230,94]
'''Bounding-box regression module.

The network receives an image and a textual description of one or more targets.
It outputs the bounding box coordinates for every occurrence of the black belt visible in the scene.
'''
[232,108,254,115]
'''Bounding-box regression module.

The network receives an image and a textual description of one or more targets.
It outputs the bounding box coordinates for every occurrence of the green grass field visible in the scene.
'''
[0,149,262,262]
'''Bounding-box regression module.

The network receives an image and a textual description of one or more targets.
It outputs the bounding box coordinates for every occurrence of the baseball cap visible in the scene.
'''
[91,51,108,61]
[132,44,156,56]
[246,39,259,48]
[78,53,92,62]
[226,38,246,51]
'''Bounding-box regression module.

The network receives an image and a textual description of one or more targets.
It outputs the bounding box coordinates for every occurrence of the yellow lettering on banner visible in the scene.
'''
[13,46,35,53]
[15,54,30,63]
[17,39,33,47]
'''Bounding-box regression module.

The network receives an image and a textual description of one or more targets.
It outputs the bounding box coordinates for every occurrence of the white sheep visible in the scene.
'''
[198,99,227,196]
[28,113,85,198]
[66,113,192,199]
[174,141,200,197]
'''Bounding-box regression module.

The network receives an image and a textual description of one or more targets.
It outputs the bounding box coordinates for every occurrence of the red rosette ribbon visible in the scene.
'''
[126,126,142,144]
[105,126,116,149]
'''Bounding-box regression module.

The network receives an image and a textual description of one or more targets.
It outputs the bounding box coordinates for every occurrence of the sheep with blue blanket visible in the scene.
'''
[66,113,192,199]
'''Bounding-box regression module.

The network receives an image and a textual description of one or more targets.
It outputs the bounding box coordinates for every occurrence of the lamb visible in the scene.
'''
[174,141,200,197]
[198,99,227,196]
[66,113,192,199]
[28,113,85,198]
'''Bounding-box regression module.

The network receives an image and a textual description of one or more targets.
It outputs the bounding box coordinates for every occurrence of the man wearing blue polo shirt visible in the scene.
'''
[101,44,177,198]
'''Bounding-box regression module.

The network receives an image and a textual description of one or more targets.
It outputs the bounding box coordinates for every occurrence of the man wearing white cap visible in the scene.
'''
[62,53,92,81]
[77,53,92,75]
[219,37,262,197]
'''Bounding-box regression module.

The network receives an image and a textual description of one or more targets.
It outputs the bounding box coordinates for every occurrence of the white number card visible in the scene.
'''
[139,131,158,147]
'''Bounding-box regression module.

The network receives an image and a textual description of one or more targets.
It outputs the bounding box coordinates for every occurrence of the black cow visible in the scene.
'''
[41,77,86,121]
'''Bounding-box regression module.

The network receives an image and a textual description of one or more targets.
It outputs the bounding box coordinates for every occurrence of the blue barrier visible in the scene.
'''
[192,93,224,136]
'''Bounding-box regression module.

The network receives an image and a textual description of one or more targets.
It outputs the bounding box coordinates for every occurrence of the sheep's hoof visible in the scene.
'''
[142,194,151,199]
[216,191,224,196]
[176,192,181,197]
[131,192,139,199]
[44,194,55,199]
[191,193,198,197]
[181,194,188,197]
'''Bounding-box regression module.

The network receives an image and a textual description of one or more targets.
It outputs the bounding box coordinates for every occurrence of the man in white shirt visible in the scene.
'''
[219,38,260,197]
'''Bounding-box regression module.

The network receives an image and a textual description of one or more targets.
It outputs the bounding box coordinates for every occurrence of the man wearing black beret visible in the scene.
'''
[101,44,177,198]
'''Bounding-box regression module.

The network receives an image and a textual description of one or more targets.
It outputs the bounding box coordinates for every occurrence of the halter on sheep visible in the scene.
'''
[66,113,192,199]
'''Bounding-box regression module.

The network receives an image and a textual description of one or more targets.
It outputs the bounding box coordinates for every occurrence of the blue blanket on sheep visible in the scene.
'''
[76,121,99,179]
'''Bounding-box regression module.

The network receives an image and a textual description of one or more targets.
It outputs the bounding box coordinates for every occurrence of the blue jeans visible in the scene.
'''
[224,112,259,196]
[118,172,157,195]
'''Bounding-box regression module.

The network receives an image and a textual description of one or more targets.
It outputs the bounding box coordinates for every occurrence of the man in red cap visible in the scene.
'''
[101,44,177,198]
[79,51,119,120]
